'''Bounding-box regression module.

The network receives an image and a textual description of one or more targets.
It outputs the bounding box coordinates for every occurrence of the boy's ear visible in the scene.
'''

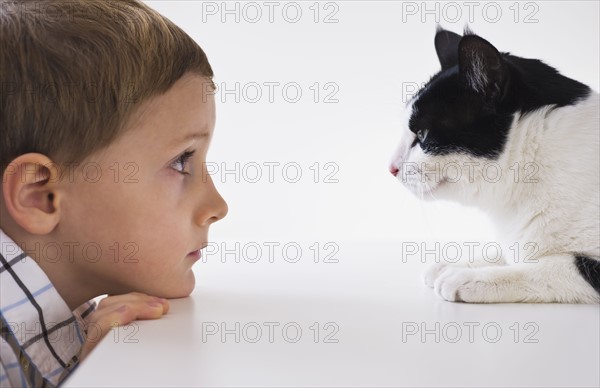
[2,153,63,235]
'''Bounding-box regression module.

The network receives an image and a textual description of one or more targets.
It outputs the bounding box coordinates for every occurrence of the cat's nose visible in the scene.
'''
[389,165,399,176]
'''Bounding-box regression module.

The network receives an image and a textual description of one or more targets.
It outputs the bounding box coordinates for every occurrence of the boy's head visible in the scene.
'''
[0,0,227,307]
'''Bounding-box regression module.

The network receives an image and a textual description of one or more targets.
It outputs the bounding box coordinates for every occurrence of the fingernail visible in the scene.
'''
[148,301,162,308]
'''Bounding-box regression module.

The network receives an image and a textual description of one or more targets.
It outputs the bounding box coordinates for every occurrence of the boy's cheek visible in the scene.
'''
[98,249,196,297]
[59,167,196,293]
[62,187,186,257]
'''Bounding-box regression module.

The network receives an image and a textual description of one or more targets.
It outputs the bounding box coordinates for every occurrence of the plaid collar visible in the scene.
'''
[0,229,94,387]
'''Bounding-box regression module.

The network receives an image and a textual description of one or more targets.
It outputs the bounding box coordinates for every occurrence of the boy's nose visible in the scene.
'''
[194,175,228,227]
[211,192,228,223]
[203,187,228,226]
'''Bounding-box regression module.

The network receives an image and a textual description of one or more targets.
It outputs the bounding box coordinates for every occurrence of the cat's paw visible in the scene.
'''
[433,267,492,303]
[423,262,451,288]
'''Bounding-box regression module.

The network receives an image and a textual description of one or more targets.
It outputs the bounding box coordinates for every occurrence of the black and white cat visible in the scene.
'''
[389,27,600,303]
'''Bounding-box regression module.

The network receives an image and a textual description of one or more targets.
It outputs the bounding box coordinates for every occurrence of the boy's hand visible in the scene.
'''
[79,292,170,360]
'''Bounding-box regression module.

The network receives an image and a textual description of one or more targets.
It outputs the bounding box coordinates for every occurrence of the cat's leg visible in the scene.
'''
[423,258,505,288]
[432,254,600,303]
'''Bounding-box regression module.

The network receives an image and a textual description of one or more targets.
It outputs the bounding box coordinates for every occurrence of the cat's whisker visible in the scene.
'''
[420,180,427,202]
[424,179,439,202]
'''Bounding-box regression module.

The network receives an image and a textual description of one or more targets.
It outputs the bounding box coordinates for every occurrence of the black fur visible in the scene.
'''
[434,28,461,70]
[575,255,600,294]
[409,28,591,158]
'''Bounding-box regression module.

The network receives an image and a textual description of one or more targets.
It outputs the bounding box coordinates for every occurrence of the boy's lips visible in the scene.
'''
[187,250,201,261]
[187,243,208,261]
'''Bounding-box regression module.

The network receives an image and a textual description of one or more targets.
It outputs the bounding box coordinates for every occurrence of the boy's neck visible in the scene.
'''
[1,222,96,311]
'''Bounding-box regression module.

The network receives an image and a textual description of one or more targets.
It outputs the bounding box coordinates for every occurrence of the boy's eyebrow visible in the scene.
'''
[172,131,211,145]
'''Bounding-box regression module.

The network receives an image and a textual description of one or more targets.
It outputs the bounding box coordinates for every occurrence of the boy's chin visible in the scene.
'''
[139,271,196,299]
[166,271,196,298]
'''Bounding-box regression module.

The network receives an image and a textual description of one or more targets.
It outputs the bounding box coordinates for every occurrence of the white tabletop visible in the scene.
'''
[64,241,599,387]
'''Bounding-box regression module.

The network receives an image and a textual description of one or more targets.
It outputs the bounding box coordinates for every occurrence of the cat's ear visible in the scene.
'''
[434,27,462,70]
[458,34,507,102]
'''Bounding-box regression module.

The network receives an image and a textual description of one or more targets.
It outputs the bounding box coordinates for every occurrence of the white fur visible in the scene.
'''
[465,52,489,94]
[390,93,600,303]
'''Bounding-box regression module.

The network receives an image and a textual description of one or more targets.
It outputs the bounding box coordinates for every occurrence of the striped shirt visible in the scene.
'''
[0,229,95,387]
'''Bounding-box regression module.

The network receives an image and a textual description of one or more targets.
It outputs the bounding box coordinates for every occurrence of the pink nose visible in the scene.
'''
[389,165,399,176]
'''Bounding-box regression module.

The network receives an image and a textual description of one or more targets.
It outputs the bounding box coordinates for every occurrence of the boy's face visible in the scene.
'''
[58,74,227,298]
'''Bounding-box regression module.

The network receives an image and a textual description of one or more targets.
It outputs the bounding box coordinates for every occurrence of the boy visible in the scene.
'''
[0,0,228,386]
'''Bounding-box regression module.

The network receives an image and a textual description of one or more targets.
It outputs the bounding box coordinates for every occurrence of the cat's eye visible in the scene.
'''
[416,129,428,143]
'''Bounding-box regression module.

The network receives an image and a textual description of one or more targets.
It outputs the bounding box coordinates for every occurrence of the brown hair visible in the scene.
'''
[0,0,214,172]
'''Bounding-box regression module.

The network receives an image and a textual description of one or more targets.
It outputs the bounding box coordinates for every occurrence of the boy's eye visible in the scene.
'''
[171,150,195,175]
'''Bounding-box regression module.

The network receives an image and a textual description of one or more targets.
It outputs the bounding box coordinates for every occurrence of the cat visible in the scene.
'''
[389,27,600,303]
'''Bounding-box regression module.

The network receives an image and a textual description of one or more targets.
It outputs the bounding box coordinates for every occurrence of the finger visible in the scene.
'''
[79,299,168,361]
[91,301,168,327]
[106,296,169,314]
[98,292,169,311]
[99,292,159,306]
